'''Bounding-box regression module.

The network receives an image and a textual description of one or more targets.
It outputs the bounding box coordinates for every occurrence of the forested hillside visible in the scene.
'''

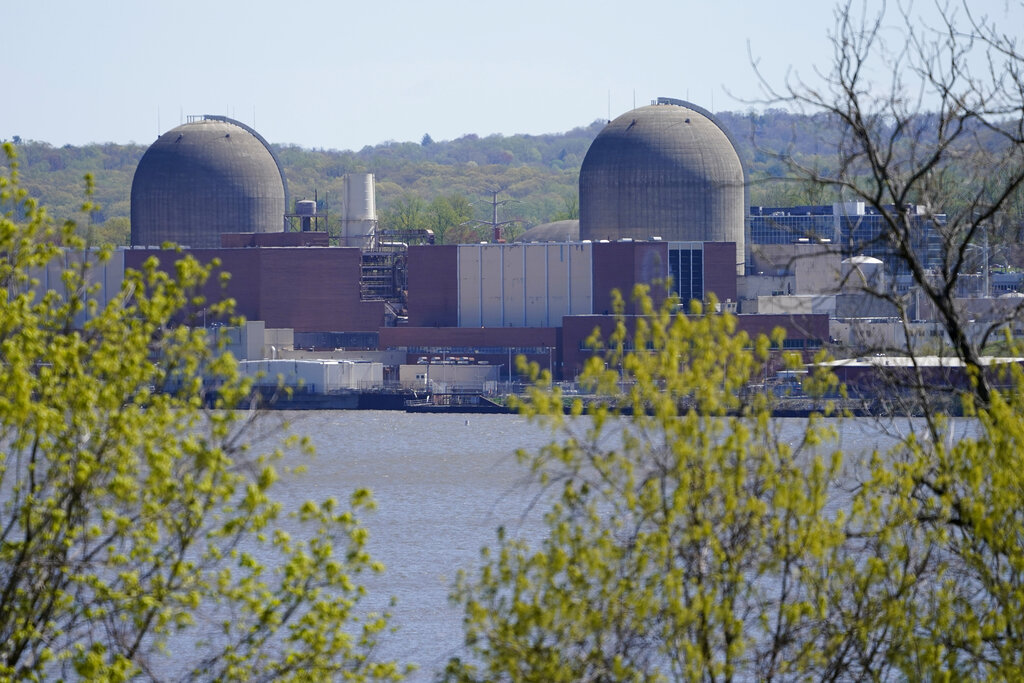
[5,109,1014,245]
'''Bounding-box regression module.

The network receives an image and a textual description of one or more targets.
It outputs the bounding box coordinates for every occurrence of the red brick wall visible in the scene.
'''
[380,326,557,349]
[591,242,669,315]
[703,242,738,304]
[735,313,828,343]
[220,232,331,248]
[257,249,384,332]
[123,247,384,332]
[406,245,459,327]
[124,248,263,324]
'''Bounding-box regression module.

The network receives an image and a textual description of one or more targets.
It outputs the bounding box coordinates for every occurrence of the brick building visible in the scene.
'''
[125,237,824,381]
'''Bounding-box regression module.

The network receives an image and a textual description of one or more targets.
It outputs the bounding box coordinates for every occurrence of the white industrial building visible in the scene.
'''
[456,242,594,327]
[238,359,383,393]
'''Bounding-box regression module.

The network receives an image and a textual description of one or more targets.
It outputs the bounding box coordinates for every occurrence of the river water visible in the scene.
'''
[256,411,965,680]
[266,411,555,679]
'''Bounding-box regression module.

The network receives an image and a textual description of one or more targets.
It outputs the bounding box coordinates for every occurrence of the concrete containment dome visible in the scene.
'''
[579,98,746,273]
[515,219,580,243]
[130,115,287,248]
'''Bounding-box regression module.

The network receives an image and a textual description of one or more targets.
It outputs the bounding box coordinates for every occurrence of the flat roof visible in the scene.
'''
[818,356,1024,369]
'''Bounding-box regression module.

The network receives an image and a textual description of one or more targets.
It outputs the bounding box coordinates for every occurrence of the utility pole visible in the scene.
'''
[470,189,519,242]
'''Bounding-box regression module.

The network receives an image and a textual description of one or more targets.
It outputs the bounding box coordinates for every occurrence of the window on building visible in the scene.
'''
[670,246,703,305]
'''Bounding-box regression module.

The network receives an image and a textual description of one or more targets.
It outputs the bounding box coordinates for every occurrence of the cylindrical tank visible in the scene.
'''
[345,173,376,220]
[341,173,377,248]
[130,116,286,248]
[842,255,886,291]
[295,200,317,215]
[579,98,747,274]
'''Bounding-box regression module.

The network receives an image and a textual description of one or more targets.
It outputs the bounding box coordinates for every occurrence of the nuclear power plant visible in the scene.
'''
[579,97,747,274]
[130,114,388,252]
[101,99,985,395]
[130,116,288,248]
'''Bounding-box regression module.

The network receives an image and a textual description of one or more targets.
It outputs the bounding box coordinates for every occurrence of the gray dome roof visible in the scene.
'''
[842,255,884,265]
[131,116,286,248]
[516,219,580,242]
[579,98,746,273]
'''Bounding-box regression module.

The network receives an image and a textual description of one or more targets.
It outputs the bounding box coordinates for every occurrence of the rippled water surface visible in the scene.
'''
[253,412,975,680]
[266,411,555,678]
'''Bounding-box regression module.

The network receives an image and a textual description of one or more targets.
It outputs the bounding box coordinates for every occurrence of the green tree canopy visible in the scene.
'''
[446,291,848,681]
[0,145,406,681]
[427,194,474,244]
[448,287,1024,680]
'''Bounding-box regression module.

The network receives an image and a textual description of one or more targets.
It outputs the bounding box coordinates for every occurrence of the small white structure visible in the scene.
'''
[398,362,500,392]
[239,359,383,392]
[842,255,886,292]
[221,321,266,361]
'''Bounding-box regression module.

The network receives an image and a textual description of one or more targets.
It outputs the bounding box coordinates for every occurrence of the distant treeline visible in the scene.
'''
[3,109,1017,246]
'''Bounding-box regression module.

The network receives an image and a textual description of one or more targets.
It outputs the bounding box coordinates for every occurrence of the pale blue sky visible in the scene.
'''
[4,0,1019,151]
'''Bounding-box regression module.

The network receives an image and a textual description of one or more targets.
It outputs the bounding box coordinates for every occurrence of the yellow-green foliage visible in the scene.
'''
[448,285,1024,681]
[0,144,406,682]
[447,287,846,681]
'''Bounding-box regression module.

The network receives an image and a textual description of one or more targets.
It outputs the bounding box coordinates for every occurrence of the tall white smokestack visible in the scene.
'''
[342,173,377,248]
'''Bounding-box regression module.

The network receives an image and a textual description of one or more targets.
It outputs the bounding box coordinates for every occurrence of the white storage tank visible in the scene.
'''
[342,173,377,248]
[841,255,886,292]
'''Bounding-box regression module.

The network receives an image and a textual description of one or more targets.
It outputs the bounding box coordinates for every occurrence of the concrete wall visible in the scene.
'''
[220,321,265,360]
[457,243,593,327]
[411,241,736,330]
[834,292,900,319]
[264,328,294,357]
[540,243,592,324]
[738,274,795,313]
[750,243,841,295]
[916,295,1024,325]
[828,318,1002,354]
[794,247,841,295]
[33,249,126,329]
[757,295,837,316]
